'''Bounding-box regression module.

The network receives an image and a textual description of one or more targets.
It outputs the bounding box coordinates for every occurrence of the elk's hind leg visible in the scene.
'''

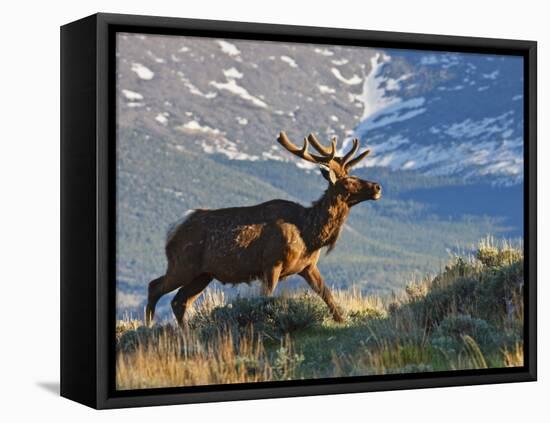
[146,276,166,326]
[300,265,345,323]
[171,274,213,328]
[146,268,195,326]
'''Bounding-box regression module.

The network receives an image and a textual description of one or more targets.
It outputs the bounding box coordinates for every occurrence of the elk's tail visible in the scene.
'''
[165,208,206,263]
[166,209,196,244]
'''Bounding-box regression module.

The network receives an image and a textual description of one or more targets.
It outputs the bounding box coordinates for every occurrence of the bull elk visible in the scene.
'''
[146,132,382,326]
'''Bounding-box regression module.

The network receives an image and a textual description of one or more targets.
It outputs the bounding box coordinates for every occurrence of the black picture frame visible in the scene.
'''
[60,12,537,409]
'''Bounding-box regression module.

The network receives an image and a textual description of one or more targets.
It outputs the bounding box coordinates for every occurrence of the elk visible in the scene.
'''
[146,132,381,327]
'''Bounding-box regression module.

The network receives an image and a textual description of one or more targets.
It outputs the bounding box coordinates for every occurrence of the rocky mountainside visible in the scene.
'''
[117,33,523,184]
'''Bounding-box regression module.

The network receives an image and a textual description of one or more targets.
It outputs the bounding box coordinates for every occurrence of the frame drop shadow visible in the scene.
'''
[36,381,60,396]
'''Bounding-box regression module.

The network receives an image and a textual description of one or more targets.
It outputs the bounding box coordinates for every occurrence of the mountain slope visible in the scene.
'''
[117,33,524,184]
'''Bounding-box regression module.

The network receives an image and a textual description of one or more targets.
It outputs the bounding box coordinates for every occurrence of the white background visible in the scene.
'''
[1,0,546,420]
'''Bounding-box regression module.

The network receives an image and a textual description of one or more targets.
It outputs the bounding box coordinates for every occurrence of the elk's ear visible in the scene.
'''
[320,166,338,185]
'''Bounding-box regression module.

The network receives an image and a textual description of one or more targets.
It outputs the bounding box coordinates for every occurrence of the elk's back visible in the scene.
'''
[165,200,307,283]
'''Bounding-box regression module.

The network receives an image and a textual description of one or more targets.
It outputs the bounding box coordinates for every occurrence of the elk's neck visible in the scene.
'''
[305,190,350,253]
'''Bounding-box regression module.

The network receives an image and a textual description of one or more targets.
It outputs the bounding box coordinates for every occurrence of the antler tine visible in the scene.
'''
[345,148,371,170]
[325,137,337,161]
[341,138,359,166]
[277,132,334,164]
[307,133,335,156]
[302,137,336,163]
[277,132,312,162]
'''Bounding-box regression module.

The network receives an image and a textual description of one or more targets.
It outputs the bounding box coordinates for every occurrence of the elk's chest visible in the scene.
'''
[278,227,320,276]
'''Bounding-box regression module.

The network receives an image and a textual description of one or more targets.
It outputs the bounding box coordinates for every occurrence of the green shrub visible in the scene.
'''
[116,324,174,353]
[271,342,305,380]
[475,260,524,323]
[191,294,329,339]
[348,307,386,323]
[406,275,478,330]
[404,248,523,331]
[235,355,264,376]
[432,314,497,351]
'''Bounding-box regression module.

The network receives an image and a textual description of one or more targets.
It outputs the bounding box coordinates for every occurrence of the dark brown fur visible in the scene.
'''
[146,132,381,326]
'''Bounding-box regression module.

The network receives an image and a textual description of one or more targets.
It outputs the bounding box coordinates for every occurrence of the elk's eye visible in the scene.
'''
[343,178,355,188]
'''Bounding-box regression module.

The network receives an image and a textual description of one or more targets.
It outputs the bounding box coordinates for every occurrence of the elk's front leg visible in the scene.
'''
[261,263,282,296]
[300,265,345,323]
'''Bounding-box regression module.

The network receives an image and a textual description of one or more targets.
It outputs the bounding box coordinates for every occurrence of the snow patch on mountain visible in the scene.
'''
[262,146,285,161]
[443,112,514,139]
[223,67,243,79]
[155,113,168,125]
[210,77,268,108]
[438,85,465,91]
[121,89,143,101]
[385,73,412,91]
[175,119,260,161]
[280,56,298,68]
[131,63,154,80]
[365,137,522,183]
[331,68,362,85]
[147,50,165,63]
[368,135,410,154]
[217,40,241,57]
[357,98,427,132]
[344,53,426,142]
[201,138,260,161]
[179,72,217,99]
[331,58,349,66]
[420,53,460,68]
[177,120,223,135]
[314,47,334,56]
[352,53,398,120]
[318,85,336,94]
[236,116,248,125]
[482,70,500,80]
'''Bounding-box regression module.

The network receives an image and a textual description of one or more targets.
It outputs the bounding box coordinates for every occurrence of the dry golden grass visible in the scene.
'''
[116,327,273,390]
[333,286,387,317]
[503,342,524,367]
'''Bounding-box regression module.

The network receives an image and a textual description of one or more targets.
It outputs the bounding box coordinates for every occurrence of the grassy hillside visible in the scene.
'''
[116,240,523,389]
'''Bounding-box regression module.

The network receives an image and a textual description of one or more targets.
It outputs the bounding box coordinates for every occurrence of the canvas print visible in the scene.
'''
[115,32,525,390]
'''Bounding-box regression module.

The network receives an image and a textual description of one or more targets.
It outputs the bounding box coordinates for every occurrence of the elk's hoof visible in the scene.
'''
[333,314,346,324]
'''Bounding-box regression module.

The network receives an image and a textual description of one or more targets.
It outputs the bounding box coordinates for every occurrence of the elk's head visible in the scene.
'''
[277,132,382,206]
